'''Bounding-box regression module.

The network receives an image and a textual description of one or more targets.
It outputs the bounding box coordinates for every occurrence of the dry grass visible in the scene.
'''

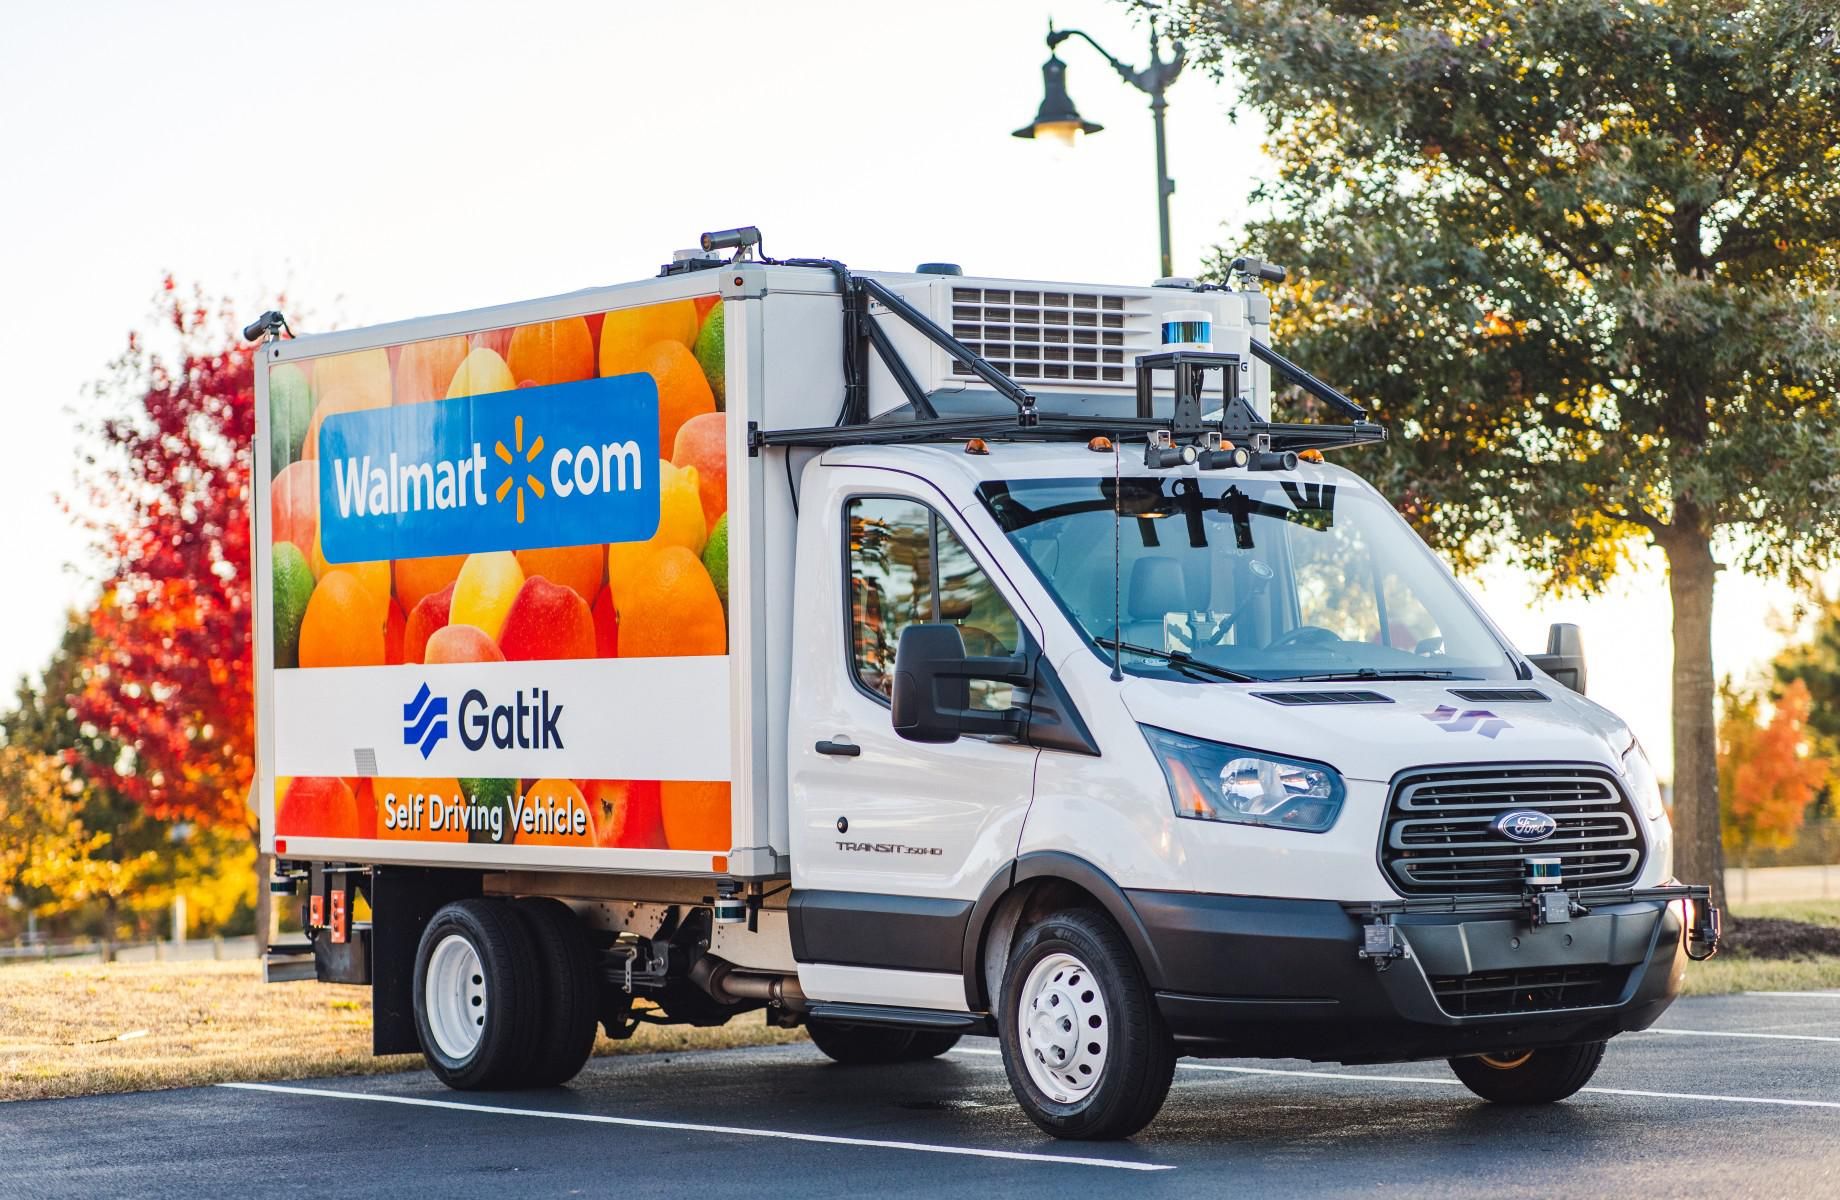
[1681,954,1840,996]
[0,960,805,1103]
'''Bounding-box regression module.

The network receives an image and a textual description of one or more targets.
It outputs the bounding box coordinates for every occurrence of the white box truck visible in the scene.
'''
[254,228,1719,1139]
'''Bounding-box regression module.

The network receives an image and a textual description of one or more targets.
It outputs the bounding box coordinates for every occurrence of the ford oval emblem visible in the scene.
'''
[1494,809,1558,842]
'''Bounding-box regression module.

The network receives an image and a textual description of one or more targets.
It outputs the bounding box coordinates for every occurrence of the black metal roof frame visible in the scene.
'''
[750,261,1386,457]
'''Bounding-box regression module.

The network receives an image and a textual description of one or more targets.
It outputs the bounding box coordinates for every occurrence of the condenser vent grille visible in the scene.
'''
[947,287,1155,385]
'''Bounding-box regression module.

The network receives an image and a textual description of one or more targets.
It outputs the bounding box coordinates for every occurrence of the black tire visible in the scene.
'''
[806,1018,918,1064]
[511,897,601,1087]
[998,907,1175,1140]
[412,898,541,1090]
[1448,1041,1607,1104]
[904,1030,963,1059]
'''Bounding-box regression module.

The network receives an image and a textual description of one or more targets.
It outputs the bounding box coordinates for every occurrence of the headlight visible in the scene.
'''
[1622,738,1666,821]
[1141,725,1345,833]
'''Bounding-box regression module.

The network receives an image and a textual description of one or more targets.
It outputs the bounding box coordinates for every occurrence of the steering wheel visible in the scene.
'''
[1266,624,1344,650]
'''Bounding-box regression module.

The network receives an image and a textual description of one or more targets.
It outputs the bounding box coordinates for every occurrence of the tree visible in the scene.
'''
[1773,588,1840,757]
[1719,679,1829,871]
[73,282,257,830]
[0,743,157,939]
[1171,0,1840,906]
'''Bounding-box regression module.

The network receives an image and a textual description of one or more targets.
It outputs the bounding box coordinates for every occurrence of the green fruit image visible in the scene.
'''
[702,513,729,609]
[693,302,725,409]
[272,542,315,669]
[269,364,312,475]
[461,778,517,844]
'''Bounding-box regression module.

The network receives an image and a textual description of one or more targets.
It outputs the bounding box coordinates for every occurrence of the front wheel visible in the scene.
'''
[998,908,1175,1140]
[1448,1041,1606,1104]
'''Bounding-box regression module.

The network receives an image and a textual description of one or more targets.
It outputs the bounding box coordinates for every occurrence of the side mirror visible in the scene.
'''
[1528,622,1587,695]
[891,624,1027,744]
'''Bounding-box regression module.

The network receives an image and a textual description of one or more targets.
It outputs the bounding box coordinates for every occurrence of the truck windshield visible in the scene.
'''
[977,476,1518,683]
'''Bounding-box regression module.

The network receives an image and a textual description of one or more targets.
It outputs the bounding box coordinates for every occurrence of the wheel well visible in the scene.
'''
[974,877,1109,1014]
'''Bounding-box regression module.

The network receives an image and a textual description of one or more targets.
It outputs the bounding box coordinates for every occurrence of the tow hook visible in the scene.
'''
[1687,898,1722,961]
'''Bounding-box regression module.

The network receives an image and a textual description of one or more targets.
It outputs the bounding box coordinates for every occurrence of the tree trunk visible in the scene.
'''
[1664,526,1726,909]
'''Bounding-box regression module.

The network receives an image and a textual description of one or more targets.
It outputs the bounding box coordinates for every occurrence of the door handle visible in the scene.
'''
[815,739,861,757]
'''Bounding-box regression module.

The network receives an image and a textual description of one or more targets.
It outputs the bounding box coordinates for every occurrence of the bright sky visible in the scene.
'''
[0,0,1822,778]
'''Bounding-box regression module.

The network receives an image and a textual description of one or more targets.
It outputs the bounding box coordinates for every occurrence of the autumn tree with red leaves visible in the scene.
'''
[1718,679,1831,871]
[75,281,258,831]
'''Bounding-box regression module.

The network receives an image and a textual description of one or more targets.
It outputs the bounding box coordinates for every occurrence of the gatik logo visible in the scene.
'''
[458,688,565,751]
[402,683,448,759]
[1423,704,1510,738]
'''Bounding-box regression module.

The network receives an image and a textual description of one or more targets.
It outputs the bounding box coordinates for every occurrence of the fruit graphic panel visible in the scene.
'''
[267,296,732,851]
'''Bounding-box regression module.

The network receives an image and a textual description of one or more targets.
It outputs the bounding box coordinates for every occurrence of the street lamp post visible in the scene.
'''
[1013,21,1187,279]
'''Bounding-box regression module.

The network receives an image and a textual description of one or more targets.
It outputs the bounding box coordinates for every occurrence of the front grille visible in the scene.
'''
[1430,966,1624,1017]
[1382,764,1643,895]
[947,286,1153,384]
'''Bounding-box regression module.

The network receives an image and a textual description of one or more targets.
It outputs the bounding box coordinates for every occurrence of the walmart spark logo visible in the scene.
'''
[403,683,449,759]
[495,415,546,524]
[316,373,661,564]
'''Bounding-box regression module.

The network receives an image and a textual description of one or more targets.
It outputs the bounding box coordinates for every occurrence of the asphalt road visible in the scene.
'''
[5,991,1837,1199]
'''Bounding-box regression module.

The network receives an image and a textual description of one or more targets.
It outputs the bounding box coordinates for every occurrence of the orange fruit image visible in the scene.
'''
[311,348,392,413]
[671,412,727,529]
[395,554,466,613]
[591,587,618,657]
[517,779,596,846]
[298,569,387,668]
[395,335,470,405]
[497,576,596,661]
[384,599,407,666]
[424,624,505,664]
[277,777,364,839]
[598,300,698,378]
[445,347,516,399]
[588,779,665,849]
[404,582,454,665]
[637,340,716,454]
[606,460,706,612]
[515,544,603,606]
[375,778,468,842]
[507,317,595,388]
[693,294,720,323]
[616,545,726,658]
[271,459,318,559]
[450,551,524,640]
[660,780,731,851]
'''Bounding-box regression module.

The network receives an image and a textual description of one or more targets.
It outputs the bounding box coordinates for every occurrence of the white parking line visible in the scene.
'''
[948,1048,1840,1110]
[1639,1028,1840,1044]
[1743,991,1840,1000]
[216,1081,1175,1172]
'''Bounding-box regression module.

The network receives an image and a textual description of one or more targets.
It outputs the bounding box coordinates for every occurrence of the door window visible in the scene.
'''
[848,497,1020,706]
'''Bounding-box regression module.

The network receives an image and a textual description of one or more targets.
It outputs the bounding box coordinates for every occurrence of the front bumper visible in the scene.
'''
[1128,887,1706,1064]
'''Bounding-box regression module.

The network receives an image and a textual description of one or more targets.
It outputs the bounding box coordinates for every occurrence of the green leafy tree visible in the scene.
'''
[1171,0,1840,905]
[1773,589,1840,757]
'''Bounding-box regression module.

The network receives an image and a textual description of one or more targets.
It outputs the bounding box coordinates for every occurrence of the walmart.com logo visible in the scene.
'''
[403,683,449,759]
[315,373,661,565]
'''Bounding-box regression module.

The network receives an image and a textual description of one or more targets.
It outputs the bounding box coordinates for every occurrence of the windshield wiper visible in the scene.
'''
[1095,638,1257,683]
[1275,668,1475,682]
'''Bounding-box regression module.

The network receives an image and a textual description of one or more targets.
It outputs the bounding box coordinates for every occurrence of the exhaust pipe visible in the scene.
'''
[690,955,808,1012]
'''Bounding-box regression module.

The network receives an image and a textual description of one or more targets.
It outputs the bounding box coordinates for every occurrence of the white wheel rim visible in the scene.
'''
[425,933,487,1061]
[1017,951,1109,1103]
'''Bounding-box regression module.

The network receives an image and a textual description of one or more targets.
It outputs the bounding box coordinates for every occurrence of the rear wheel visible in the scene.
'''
[413,899,540,1090]
[806,1018,918,1064]
[997,908,1175,1140]
[1448,1041,1606,1104]
[511,897,601,1087]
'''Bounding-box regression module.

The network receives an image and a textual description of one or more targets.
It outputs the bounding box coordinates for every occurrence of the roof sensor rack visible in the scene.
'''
[750,253,1384,463]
